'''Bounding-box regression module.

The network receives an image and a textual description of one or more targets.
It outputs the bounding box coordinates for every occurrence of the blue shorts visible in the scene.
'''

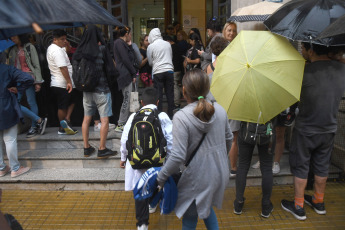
[83,92,112,118]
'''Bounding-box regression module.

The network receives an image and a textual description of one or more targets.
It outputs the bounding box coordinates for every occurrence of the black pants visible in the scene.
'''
[135,199,149,227]
[236,136,273,206]
[153,71,174,119]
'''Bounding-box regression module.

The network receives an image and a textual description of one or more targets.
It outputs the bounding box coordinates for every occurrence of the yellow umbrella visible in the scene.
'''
[211,30,305,124]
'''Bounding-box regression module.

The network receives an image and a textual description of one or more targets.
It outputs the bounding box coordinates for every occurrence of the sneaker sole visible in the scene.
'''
[114,130,123,133]
[40,118,48,135]
[11,168,30,178]
[26,133,38,138]
[60,121,77,135]
[0,169,10,177]
[58,131,66,135]
[281,203,306,220]
[233,210,242,215]
[304,199,326,215]
[261,207,274,218]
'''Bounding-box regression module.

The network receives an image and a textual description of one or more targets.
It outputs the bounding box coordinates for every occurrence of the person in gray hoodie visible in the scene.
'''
[157,69,233,229]
[147,28,174,119]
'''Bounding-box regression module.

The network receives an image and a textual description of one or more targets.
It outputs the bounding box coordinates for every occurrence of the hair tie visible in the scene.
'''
[198,96,204,100]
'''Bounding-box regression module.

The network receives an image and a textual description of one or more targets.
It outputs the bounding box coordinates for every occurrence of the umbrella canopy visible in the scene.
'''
[0,0,123,39]
[210,31,305,124]
[317,14,345,45]
[0,40,14,52]
[264,0,345,45]
[228,1,283,22]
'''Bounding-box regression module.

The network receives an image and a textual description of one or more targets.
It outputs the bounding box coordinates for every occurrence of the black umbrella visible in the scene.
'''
[264,0,345,45]
[317,14,345,45]
[0,0,123,39]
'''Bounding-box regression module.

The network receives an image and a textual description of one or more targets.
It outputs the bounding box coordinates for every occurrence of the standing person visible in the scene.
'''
[176,30,190,59]
[0,64,33,178]
[120,87,173,230]
[198,17,222,71]
[189,28,204,48]
[281,44,345,220]
[234,121,274,218]
[157,69,232,229]
[47,29,77,135]
[73,25,117,159]
[113,26,137,133]
[8,34,47,138]
[147,28,174,119]
[139,34,152,87]
[222,22,238,43]
[184,33,204,71]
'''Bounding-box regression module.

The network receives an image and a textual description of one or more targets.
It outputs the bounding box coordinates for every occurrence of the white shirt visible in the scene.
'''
[120,104,173,191]
[46,44,74,88]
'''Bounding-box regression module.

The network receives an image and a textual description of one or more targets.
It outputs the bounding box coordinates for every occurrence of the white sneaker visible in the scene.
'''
[137,224,148,230]
[109,123,116,129]
[272,162,280,174]
[94,123,101,132]
[251,161,260,169]
[149,204,157,214]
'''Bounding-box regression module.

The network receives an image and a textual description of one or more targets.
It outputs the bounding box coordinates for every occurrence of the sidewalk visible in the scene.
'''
[1,182,345,229]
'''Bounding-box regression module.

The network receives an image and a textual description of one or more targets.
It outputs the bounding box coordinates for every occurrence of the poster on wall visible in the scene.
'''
[147,20,158,28]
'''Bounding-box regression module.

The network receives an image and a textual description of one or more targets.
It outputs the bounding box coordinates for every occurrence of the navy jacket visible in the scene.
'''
[0,64,34,130]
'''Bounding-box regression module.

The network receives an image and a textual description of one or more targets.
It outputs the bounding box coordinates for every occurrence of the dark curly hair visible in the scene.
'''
[210,36,229,56]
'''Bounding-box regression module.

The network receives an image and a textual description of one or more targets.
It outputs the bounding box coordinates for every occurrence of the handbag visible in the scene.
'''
[129,83,140,113]
[172,133,207,185]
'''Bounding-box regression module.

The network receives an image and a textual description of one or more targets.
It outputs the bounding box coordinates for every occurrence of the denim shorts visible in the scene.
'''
[83,92,112,118]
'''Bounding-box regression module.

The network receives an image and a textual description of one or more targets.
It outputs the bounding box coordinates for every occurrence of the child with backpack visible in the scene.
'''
[120,87,173,230]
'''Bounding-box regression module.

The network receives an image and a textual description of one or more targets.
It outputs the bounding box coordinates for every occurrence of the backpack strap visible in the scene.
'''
[210,62,215,71]
[185,133,207,167]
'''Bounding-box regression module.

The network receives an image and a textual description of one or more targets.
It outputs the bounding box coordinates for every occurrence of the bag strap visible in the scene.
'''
[185,133,207,167]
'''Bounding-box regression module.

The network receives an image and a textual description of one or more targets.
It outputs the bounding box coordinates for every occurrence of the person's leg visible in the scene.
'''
[153,73,164,112]
[173,71,181,106]
[182,202,198,230]
[25,85,39,127]
[65,103,75,122]
[135,199,149,227]
[118,83,133,125]
[99,117,109,150]
[274,126,286,163]
[164,72,175,118]
[3,125,20,172]
[258,142,273,206]
[0,130,6,170]
[203,207,219,230]
[229,131,238,172]
[294,176,307,206]
[236,137,255,202]
[20,105,41,126]
[82,115,92,148]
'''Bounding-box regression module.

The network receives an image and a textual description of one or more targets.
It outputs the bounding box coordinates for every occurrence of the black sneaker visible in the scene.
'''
[37,118,47,135]
[304,194,326,215]
[261,202,274,218]
[84,146,95,157]
[234,198,245,215]
[281,199,306,220]
[26,127,38,138]
[97,148,117,159]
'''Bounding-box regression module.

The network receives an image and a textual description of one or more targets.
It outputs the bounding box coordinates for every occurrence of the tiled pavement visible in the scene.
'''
[1,183,345,229]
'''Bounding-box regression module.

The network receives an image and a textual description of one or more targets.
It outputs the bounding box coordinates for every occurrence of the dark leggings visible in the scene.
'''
[235,137,273,206]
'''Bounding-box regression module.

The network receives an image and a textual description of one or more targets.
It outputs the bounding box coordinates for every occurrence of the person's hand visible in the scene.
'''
[132,78,136,83]
[8,87,18,94]
[35,84,41,92]
[127,40,132,46]
[186,57,191,64]
[120,161,126,168]
[66,83,73,93]
[197,49,204,56]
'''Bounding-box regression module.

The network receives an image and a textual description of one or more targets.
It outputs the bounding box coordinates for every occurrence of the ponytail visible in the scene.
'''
[182,69,215,122]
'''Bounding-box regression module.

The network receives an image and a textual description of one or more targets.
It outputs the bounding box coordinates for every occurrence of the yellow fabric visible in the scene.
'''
[211,31,305,124]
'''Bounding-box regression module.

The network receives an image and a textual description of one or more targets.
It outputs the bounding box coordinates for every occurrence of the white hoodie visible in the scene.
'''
[147,28,174,74]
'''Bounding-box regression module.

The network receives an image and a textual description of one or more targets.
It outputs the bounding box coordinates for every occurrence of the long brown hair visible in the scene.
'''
[183,69,215,122]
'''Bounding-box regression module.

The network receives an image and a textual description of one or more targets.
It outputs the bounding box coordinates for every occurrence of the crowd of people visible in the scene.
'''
[0,16,345,230]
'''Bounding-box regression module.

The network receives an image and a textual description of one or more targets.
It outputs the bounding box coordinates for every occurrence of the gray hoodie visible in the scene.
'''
[157,101,233,219]
[147,28,174,74]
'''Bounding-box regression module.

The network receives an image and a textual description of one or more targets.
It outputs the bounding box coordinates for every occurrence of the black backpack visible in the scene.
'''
[126,108,167,169]
[72,57,99,92]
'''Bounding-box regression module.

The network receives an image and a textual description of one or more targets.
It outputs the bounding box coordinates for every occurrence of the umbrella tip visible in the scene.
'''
[246,63,251,68]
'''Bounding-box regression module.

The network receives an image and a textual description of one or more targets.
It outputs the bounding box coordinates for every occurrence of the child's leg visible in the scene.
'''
[135,199,149,227]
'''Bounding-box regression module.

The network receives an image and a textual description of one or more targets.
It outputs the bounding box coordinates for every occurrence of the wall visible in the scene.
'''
[181,0,206,44]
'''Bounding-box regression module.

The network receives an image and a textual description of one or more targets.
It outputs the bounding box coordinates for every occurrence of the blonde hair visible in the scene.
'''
[222,22,237,38]
[182,69,215,122]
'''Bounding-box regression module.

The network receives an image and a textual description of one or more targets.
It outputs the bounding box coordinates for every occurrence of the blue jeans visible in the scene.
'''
[182,201,219,230]
[0,124,20,171]
[18,85,39,127]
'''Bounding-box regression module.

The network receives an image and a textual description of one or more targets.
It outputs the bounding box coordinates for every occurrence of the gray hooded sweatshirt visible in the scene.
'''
[147,28,174,75]
[157,101,232,219]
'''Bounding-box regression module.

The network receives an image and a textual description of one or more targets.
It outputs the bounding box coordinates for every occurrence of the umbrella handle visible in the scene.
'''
[32,23,43,34]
